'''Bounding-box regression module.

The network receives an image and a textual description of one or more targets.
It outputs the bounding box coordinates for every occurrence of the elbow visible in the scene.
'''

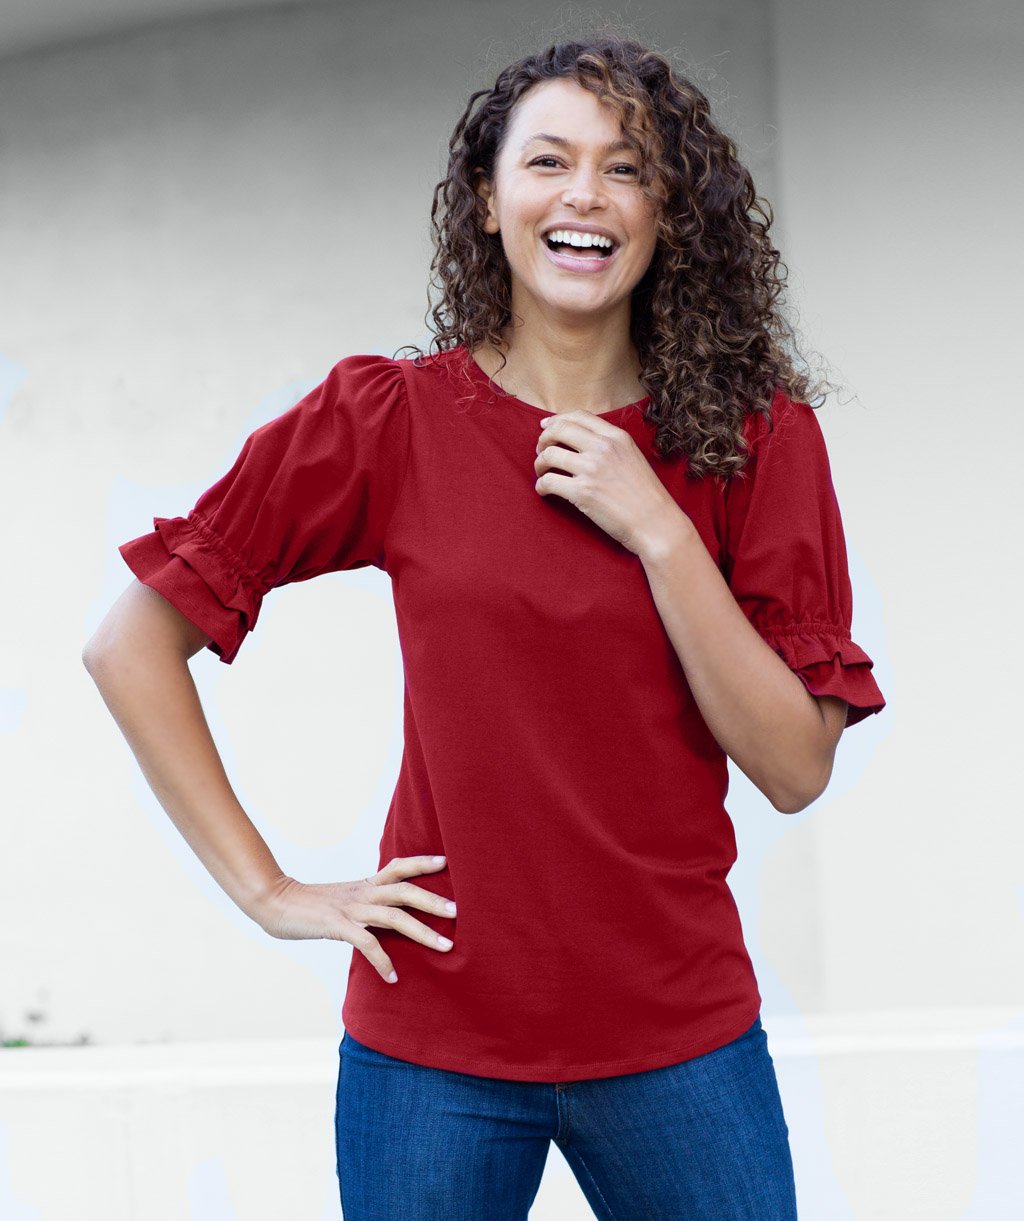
[81,638,104,675]
[769,785,819,816]
[767,708,840,814]
[82,645,114,689]
[82,625,123,679]
[768,757,834,816]
[82,628,115,676]
[770,788,816,816]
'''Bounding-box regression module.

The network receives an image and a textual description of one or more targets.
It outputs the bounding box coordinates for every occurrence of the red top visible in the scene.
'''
[119,344,885,1082]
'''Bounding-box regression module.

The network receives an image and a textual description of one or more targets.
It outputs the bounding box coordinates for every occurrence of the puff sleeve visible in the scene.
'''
[118,354,409,664]
[722,391,885,728]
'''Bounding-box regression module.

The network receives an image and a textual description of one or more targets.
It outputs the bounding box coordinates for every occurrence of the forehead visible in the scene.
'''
[506,78,627,142]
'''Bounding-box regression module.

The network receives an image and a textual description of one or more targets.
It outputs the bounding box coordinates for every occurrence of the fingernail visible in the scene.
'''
[433,855,446,864]
[387,970,398,983]
[445,901,457,914]
[437,936,453,948]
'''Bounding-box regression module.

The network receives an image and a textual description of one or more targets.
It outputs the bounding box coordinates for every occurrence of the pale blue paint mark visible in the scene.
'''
[0,688,28,734]
[0,1122,43,1219]
[188,1155,238,1220]
[322,1174,343,1220]
[957,1008,1024,1219]
[0,352,27,426]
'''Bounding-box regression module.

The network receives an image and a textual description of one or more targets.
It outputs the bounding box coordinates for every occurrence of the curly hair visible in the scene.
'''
[396,30,834,481]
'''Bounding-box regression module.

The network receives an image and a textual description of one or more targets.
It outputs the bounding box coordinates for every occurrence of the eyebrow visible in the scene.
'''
[520,133,635,155]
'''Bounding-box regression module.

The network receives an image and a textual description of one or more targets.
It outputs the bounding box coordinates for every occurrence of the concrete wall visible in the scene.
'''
[770,0,1023,1045]
[1,0,1020,1216]
[763,1,1024,1214]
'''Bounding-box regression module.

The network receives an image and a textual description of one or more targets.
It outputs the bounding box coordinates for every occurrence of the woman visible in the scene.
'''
[84,31,885,1221]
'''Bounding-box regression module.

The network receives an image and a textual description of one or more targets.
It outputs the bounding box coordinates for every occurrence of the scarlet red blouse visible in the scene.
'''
[119,344,885,1082]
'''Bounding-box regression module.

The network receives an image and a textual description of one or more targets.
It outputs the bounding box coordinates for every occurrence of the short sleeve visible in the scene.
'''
[118,353,409,664]
[722,391,886,728]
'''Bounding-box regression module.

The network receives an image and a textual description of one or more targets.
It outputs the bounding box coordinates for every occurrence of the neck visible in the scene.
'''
[476,307,643,414]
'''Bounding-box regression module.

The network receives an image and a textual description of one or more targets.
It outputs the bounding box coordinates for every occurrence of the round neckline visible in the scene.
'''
[461,346,651,420]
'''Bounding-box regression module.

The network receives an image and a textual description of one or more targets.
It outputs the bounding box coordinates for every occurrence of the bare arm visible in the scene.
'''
[81,580,287,921]
[638,515,847,814]
[81,580,457,980]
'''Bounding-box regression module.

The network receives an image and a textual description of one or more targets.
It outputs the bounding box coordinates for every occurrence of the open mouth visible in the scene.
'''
[542,233,617,261]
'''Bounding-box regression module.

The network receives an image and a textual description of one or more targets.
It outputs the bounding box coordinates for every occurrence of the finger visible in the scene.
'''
[536,419,591,453]
[355,899,456,953]
[535,444,583,477]
[365,877,457,921]
[378,908,454,952]
[343,924,399,983]
[535,469,578,500]
[539,410,620,438]
[371,854,448,885]
[537,420,624,463]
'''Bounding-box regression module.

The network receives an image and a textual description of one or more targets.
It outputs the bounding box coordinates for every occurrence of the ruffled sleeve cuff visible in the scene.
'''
[760,621,886,729]
[118,509,264,664]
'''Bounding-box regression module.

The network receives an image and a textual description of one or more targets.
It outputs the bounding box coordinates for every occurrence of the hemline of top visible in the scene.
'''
[340,997,763,1084]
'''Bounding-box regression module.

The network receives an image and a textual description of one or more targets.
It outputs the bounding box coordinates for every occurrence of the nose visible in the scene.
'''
[561,164,606,212]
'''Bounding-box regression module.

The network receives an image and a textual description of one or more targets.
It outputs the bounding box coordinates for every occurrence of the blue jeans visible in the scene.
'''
[334,1014,798,1219]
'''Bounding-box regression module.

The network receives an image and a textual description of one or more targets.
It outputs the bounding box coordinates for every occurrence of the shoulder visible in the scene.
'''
[741,388,827,464]
[246,354,411,471]
[326,346,466,401]
[323,351,408,398]
[300,352,411,439]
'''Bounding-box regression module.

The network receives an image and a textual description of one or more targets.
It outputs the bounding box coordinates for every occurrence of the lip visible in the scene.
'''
[540,235,620,274]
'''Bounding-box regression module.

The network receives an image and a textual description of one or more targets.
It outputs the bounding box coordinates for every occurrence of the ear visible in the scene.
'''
[473,168,500,235]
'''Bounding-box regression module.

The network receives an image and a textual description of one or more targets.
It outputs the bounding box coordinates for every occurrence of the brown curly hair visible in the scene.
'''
[396,30,834,481]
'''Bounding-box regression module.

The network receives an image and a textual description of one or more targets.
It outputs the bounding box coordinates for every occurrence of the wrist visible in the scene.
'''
[636,506,698,569]
[241,870,293,927]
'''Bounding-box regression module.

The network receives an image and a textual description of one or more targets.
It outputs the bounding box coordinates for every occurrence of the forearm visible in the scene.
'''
[83,642,287,921]
[638,511,831,813]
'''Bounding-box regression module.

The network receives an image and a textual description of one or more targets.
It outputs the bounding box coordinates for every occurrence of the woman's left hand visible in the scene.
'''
[533,411,685,558]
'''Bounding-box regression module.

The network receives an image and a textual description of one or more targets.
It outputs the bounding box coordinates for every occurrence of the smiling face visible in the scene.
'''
[475,77,660,332]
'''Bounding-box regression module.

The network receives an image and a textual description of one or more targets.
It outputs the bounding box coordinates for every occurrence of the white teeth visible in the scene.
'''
[545,229,614,249]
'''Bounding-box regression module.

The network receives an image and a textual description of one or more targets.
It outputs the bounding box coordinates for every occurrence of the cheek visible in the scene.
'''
[632,220,660,261]
[632,195,661,236]
[502,204,546,257]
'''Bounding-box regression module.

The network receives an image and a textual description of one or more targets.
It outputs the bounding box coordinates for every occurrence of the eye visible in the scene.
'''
[528,157,639,177]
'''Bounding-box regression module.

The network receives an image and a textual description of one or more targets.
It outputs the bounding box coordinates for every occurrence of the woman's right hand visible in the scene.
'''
[254,856,456,983]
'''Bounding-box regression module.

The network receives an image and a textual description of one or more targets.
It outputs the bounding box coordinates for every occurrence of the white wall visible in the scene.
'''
[2,0,1020,1216]
[770,0,1022,1052]
[764,1,1024,1212]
